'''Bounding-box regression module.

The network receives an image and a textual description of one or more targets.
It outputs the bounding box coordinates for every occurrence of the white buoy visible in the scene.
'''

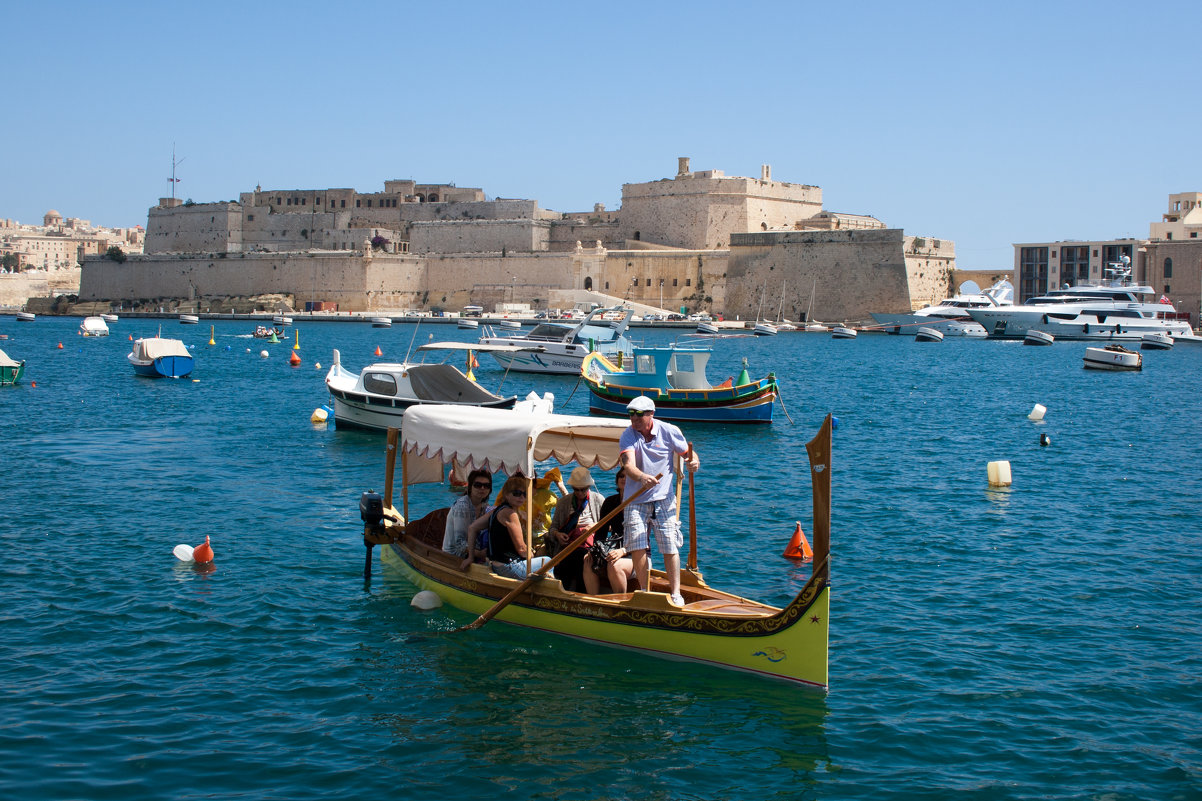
[260,349,269,358]
[172,544,195,562]
[1028,403,1046,421]
[315,362,321,369]
[311,407,329,424]
[987,460,1012,487]
[411,590,443,610]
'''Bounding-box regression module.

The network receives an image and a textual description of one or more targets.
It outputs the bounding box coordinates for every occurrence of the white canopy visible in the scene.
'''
[401,405,630,485]
[132,337,191,361]
[0,348,20,368]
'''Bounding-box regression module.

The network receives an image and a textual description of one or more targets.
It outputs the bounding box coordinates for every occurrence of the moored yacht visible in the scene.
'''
[968,260,1191,341]
[478,305,635,375]
[871,279,1013,336]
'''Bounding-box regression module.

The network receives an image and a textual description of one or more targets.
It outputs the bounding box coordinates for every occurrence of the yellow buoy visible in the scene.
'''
[311,407,329,424]
[987,460,1012,487]
[293,330,300,350]
[208,325,215,346]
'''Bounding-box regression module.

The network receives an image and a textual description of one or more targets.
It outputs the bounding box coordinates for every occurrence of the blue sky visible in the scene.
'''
[4,0,1199,269]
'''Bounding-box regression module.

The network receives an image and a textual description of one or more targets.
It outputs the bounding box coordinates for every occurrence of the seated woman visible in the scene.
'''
[585,468,641,594]
[548,466,604,592]
[442,468,493,559]
[482,475,552,580]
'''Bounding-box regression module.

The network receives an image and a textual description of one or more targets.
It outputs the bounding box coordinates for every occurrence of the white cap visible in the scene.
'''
[626,395,655,413]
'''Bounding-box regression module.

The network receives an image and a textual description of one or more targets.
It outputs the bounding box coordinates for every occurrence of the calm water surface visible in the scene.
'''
[1,316,1199,800]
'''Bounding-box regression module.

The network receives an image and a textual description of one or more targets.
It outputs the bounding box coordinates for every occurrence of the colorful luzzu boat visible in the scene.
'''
[581,345,777,423]
[0,348,25,386]
[360,406,831,689]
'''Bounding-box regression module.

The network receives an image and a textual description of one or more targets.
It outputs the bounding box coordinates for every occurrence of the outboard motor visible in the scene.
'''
[360,491,384,526]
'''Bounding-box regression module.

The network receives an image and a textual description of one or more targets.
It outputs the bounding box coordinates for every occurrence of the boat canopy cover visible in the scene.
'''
[401,406,629,485]
[406,364,505,404]
[133,338,190,361]
[0,348,19,367]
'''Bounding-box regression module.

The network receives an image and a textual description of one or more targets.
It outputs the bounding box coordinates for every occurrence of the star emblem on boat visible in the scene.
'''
[810,615,821,624]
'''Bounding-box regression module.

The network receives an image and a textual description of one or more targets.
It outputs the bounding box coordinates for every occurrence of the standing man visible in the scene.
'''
[618,396,699,606]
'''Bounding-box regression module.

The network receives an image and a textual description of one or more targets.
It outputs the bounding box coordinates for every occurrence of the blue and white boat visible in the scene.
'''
[479,305,635,375]
[128,335,194,378]
[582,345,776,424]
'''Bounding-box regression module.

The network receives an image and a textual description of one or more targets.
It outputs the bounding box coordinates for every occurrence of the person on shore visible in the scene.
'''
[442,468,493,559]
[548,466,604,592]
[586,468,639,595]
[618,396,699,606]
[483,475,552,580]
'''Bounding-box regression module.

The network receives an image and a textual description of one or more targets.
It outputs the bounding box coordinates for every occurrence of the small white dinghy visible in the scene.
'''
[179,314,199,325]
[499,319,522,330]
[915,326,944,343]
[1140,332,1173,350]
[16,312,35,322]
[696,321,719,335]
[101,313,119,324]
[1084,344,1142,371]
[1024,329,1055,346]
[457,318,479,329]
[753,321,778,336]
[370,317,392,328]
[830,326,858,339]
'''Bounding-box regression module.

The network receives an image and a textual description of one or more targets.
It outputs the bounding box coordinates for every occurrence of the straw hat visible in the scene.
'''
[566,466,595,488]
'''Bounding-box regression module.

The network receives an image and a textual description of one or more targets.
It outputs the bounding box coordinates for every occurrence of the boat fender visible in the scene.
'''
[260,350,269,358]
[311,407,329,424]
[1039,433,1051,447]
[411,590,443,610]
[1028,404,1046,421]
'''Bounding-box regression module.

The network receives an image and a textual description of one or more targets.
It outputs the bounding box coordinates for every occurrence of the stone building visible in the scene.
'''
[1,210,144,273]
[81,159,958,322]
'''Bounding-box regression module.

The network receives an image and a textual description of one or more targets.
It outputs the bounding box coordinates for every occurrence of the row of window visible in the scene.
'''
[631,277,690,287]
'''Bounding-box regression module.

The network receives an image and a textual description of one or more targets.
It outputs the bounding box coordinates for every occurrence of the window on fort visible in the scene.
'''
[605,282,609,289]
[686,278,692,286]
[673,278,678,287]
[634,231,640,240]
[1164,258,1173,278]
[341,200,346,208]
[646,279,651,286]
[247,215,254,221]
[1165,285,1172,293]
[315,198,321,204]
[1192,232,1197,238]
[287,199,292,206]
[632,277,639,286]
[301,198,306,205]
[367,200,372,207]
[356,200,361,207]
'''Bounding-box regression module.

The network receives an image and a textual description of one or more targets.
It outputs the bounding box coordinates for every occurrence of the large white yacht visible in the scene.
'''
[967,258,1192,341]
[871,278,1013,336]
[478,305,635,374]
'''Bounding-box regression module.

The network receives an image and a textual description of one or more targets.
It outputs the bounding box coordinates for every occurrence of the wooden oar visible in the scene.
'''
[804,414,832,583]
[458,473,661,632]
[685,443,697,572]
[365,428,401,580]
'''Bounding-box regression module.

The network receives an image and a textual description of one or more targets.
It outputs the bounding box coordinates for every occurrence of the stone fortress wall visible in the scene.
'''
[81,158,962,321]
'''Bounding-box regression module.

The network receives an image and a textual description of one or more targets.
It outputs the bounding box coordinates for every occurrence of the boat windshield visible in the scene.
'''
[524,323,573,340]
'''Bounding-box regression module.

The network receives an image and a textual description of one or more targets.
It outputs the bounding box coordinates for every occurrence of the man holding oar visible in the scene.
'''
[619,396,700,607]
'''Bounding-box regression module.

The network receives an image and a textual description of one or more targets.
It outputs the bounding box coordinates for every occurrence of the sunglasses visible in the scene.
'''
[472,482,492,490]
[510,489,527,497]
[628,410,653,417]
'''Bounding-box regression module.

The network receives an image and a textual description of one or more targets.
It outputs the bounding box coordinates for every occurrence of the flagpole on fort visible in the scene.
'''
[169,143,185,202]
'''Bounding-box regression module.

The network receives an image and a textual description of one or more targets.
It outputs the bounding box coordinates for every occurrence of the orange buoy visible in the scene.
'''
[31,381,37,388]
[57,342,64,349]
[289,350,301,366]
[129,334,133,341]
[374,345,383,356]
[192,535,214,563]
[782,521,813,561]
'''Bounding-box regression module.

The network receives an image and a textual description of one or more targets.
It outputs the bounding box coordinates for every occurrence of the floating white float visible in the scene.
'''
[987,460,1012,487]
[1028,403,1046,421]
[411,590,443,610]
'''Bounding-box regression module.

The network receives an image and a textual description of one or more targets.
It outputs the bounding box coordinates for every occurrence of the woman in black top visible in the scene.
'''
[583,468,639,594]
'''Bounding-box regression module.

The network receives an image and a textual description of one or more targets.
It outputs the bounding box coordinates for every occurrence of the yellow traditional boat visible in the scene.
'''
[361,405,832,689]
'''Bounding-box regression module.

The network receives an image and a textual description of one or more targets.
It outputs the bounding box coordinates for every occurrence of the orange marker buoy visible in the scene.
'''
[192,535,214,563]
[783,521,813,561]
[374,345,383,356]
[289,350,301,366]
[31,381,36,388]
[129,334,134,341]
[57,342,64,349]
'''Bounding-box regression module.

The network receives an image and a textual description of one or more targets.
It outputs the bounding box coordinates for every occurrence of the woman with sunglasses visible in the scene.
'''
[442,468,493,559]
[485,475,552,579]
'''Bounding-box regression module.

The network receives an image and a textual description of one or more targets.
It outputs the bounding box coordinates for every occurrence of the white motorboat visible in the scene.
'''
[478,305,635,375]
[179,314,199,324]
[16,312,35,322]
[1140,332,1173,350]
[324,345,550,431]
[1083,344,1141,371]
[915,326,944,343]
[696,321,719,335]
[968,259,1192,341]
[871,278,1013,336]
[273,315,292,326]
[1024,329,1055,346]
[78,316,109,337]
[370,317,392,328]
[498,319,522,330]
[830,326,858,339]
[457,318,479,330]
[752,321,778,336]
[101,313,118,324]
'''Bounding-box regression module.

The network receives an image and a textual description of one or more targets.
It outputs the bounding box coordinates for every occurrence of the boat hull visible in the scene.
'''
[970,308,1192,341]
[830,326,857,339]
[585,380,776,423]
[914,327,944,342]
[328,391,516,431]
[1083,346,1142,371]
[0,361,25,386]
[380,537,829,688]
[128,354,194,378]
[488,346,593,375]
[1141,333,1173,350]
[1023,329,1055,346]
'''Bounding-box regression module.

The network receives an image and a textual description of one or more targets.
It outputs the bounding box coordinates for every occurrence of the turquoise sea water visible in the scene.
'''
[1,316,1199,800]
